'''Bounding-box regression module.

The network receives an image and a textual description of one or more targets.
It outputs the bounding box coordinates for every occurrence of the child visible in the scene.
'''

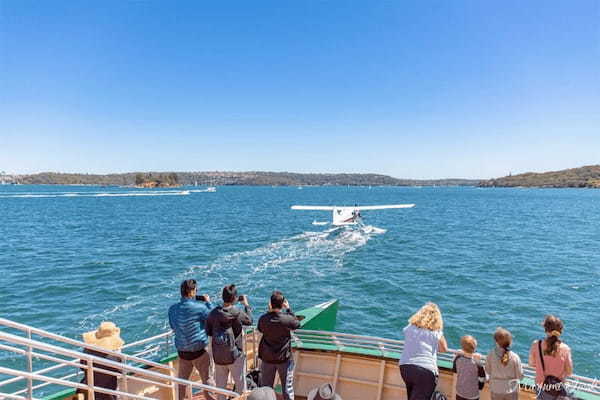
[487,328,523,400]
[453,335,486,400]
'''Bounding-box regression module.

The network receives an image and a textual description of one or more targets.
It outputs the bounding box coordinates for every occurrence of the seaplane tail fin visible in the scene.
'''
[291,205,336,211]
[357,204,415,211]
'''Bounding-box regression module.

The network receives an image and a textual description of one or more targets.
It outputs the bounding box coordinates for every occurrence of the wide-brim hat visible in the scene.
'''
[308,383,342,400]
[82,321,124,351]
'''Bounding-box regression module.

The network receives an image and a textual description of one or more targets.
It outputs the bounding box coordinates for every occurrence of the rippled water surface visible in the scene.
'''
[1,185,599,376]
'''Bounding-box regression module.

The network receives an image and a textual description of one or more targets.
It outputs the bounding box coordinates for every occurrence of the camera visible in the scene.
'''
[196,295,207,302]
[238,295,246,302]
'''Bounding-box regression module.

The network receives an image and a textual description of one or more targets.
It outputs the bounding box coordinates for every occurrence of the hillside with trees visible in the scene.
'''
[134,172,180,188]
[479,165,600,188]
[14,171,480,187]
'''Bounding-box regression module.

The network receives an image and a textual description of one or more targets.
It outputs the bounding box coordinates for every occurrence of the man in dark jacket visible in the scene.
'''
[206,284,253,400]
[168,279,216,400]
[257,290,301,400]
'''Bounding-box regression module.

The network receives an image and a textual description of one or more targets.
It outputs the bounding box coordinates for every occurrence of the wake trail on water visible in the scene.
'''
[179,224,387,294]
[186,225,384,273]
[77,225,385,333]
[0,190,190,198]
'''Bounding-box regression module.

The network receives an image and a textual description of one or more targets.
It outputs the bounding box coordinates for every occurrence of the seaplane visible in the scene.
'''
[291,204,415,226]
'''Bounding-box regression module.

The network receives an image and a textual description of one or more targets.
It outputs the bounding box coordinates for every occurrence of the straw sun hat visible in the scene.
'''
[82,322,124,351]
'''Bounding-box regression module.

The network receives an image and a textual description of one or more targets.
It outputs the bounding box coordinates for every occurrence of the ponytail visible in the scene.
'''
[494,327,512,366]
[500,348,510,366]
[542,316,563,356]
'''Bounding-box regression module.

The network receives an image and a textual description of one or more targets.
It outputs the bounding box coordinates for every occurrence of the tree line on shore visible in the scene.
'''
[11,165,600,188]
[478,165,600,188]
[12,171,480,187]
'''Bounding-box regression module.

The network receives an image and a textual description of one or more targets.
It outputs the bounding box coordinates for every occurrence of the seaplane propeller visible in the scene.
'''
[291,204,415,226]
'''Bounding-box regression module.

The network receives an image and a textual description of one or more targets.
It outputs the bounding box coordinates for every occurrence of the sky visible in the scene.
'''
[1,1,598,179]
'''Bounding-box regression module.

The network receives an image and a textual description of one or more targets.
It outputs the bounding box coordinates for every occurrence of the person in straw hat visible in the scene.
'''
[307,383,343,400]
[76,321,125,400]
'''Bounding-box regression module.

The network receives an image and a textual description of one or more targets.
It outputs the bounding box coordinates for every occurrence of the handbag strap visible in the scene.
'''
[537,339,546,374]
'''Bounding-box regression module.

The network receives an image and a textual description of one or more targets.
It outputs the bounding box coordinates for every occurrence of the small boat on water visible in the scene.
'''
[0,301,598,400]
[189,187,217,193]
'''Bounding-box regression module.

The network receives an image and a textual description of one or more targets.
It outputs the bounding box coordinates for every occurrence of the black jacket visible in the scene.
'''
[206,304,253,351]
[257,309,301,363]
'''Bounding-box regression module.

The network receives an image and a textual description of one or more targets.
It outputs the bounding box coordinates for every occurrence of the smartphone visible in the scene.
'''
[196,295,207,302]
[238,295,246,302]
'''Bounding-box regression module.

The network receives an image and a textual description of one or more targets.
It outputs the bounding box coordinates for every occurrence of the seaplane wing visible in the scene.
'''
[291,205,336,211]
[356,204,415,210]
[292,204,415,226]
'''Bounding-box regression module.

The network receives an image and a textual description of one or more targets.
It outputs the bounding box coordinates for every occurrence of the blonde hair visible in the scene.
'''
[461,335,477,353]
[409,302,443,331]
[494,327,512,366]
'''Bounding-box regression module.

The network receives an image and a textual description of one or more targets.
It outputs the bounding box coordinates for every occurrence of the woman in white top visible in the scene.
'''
[400,302,448,400]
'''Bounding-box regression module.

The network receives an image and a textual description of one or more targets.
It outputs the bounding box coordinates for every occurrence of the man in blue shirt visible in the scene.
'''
[168,279,216,400]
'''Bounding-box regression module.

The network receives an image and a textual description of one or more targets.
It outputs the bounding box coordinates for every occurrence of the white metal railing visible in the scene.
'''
[0,317,175,398]
[291,330,600,397]
[2,317,598,399]
[0,319,238,400]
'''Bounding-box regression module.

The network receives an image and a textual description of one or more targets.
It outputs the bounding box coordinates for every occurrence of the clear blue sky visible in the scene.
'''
[1,1,598,179]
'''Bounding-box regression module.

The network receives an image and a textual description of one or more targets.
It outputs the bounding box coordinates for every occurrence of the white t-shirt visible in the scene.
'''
[399,324,443,375]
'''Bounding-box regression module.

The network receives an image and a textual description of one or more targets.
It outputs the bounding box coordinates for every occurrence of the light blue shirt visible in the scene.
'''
[168,297,215,352]
[399,324,443,375]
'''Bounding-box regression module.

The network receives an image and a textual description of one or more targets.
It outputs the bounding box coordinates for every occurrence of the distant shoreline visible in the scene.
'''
[3,171,481,187]
[3,164,599,188]
[478,165,600,189]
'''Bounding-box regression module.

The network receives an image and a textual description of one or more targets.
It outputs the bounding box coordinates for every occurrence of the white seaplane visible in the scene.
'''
[291,203,415,226]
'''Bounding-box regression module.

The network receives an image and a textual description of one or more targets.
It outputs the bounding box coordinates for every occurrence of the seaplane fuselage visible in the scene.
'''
[332,207,362,226]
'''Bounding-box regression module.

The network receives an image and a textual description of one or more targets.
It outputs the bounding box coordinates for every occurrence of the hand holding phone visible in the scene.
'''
[238,295,249,306]
[196,294,210,302]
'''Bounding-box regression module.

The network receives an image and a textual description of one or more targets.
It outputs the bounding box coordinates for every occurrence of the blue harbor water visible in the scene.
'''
[0,185,599,377]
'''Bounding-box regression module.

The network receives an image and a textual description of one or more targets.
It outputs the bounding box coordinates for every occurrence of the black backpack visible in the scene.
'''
[211,324,240,365]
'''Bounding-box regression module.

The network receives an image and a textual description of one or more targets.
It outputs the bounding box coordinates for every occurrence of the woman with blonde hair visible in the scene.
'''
[528,315,573,399]
[485,327,523,400]
[399,302,448,400]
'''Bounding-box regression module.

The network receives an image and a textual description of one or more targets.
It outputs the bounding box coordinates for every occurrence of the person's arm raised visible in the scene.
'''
[282,300,301,329]
[238,300,253,326]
